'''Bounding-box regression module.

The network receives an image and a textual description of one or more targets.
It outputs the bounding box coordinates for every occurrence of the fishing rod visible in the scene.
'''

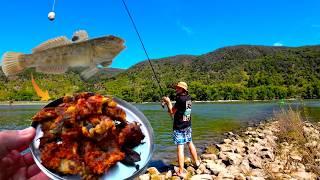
[121,0,165,102]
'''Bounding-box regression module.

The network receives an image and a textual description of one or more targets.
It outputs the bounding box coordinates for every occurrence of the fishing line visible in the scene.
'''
[121,0,164,97]
[48,0,56,21]
[52,0,56,12]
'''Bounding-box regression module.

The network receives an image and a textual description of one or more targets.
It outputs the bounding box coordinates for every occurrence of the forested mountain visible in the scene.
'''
[1,45,320,102]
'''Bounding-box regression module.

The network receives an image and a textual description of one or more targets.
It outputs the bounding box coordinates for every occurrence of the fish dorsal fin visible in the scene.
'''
[72,30,89,42]
[32,36,72,53]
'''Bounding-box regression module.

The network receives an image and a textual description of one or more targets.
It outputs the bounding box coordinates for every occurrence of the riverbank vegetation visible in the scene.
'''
[1,45,320,102]
[275,108,320,176]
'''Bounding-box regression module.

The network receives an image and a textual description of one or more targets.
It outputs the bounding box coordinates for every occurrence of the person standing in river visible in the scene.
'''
[162,81,200,178]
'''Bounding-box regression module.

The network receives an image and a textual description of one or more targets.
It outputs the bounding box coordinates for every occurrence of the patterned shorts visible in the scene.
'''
[173,127,192,145]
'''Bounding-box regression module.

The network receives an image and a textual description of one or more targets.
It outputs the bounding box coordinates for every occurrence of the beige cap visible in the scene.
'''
[176,81,188,91]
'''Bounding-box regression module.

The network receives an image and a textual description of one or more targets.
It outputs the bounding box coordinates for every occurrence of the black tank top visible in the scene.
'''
[173,94,192,130]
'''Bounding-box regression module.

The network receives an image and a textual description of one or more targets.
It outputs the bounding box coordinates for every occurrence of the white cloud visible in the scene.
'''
[273,42,283,47]
[177,21,193,35]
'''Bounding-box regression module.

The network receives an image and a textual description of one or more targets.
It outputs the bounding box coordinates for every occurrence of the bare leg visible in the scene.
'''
[187,141,200,166]
[177,144,185,173]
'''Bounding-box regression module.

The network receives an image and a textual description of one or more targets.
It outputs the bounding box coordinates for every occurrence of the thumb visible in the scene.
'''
[0,127,35,158]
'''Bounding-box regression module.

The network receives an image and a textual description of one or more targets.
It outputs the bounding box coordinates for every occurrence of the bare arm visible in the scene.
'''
[162,97,176,118]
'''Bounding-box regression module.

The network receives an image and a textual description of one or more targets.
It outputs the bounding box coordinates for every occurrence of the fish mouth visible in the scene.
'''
[93,35,125,46]
[94,36,125,53]
[92,36,125,63]
[95,43,125,58]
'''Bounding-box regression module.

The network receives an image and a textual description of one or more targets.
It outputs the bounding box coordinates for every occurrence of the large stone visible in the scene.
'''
[267,162,282,173]
[232,141,247,154]
[226,152,243,165]
[265,136,276,147]
[259,150,274,160]
[309,133,320,141]
[305,141,318,148]
[234,173,246,180]
[202,159,215,165]
[235,147,246,155]
[147,167,160,175]
[206,162,227,175]
[218,152,228,161]
[239,158,250,174]
[296,163,305,171]
[250,169,266,177]
[171,176,181,180]
[216,144,233,152]
[196,168,202,175]
[257,133,265,139]
[262,129,273,136]
[203,168,211,174]
[201,153,217,160]
[150,174,165,180]
[244,138,250,143]
[254,138,265,146]
[246,176,265,180]
[197,163,207,174]
[303,126,314,135]
[224,139,232,144]
[291,172,317,179]
[187,166,196,175]
[248,154,263,169]
[217,171,234,179]
[184,157,193,167]
[232,140,246,147]
[215,159,227,168]
[139,173,150,180]
[165,170,172,179]
[226,165,241,176]
[190,174,213,180]
[290,154,302,161]
[273,172,290,179]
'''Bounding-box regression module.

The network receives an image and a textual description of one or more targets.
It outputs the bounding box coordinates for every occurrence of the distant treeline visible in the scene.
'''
[1,45,320,102]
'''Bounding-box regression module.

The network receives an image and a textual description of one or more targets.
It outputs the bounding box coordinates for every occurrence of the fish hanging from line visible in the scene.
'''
[31,73,50,101]
[1,30,125,80]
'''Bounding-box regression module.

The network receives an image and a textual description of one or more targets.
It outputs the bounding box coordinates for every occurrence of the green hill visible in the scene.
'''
[1,45,320,102]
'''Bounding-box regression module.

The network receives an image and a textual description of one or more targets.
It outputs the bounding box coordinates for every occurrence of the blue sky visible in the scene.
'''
[0,0,319,69]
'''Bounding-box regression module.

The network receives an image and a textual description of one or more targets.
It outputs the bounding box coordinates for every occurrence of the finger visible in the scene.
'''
[4,150,28,173]
[23,152,35,166]
[7,150,22,162]
[0,156,15,167]
[0,127,35,159]
[29,172,49,180]
[12,167,27,180]
[27,164,41,178]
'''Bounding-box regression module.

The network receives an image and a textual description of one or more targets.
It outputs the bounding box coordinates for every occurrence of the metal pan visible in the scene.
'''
[29,95,154,180]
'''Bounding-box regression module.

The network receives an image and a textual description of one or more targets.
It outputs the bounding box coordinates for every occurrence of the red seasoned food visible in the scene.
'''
[32,92,145,180]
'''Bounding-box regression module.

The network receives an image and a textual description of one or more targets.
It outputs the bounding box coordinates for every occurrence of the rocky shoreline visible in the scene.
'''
[138,119,320,180]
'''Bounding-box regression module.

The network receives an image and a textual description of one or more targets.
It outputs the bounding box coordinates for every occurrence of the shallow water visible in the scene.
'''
[1,100,320,165]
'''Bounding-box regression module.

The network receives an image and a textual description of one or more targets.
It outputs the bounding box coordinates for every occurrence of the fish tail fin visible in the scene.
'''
[1,52,26,76]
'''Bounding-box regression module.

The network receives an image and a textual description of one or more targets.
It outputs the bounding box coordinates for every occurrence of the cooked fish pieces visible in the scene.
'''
[40,141,81,175]
[32,92,145,179]
[32,107,58,122]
